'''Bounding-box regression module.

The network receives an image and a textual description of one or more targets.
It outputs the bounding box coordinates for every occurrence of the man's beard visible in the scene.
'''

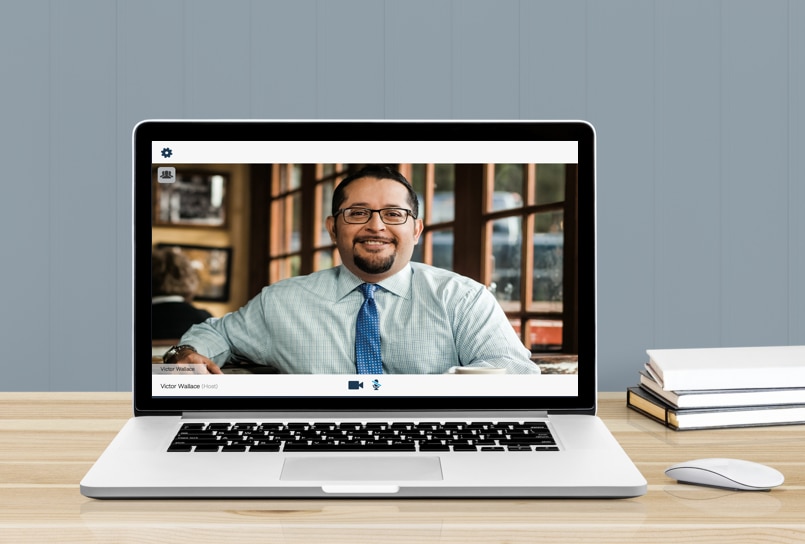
[333,223,400,276]
[353,251,396,275]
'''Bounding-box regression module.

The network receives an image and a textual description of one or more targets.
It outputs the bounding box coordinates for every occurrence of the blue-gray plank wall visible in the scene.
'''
[0,1,802,391]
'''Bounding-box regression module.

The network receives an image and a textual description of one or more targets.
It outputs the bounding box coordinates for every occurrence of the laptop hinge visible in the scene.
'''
[182,410,550,420]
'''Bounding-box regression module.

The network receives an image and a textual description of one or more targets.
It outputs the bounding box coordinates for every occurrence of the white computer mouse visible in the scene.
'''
[665,458,784,491]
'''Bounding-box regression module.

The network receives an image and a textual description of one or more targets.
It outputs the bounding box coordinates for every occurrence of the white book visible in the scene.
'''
[646,345,805,392]
[639,369,805,409]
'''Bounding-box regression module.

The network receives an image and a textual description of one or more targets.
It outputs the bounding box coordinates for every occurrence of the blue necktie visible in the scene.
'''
[355,283,383,374]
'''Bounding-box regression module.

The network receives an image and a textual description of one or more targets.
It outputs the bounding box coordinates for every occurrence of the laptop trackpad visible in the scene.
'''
[281,456,443,481]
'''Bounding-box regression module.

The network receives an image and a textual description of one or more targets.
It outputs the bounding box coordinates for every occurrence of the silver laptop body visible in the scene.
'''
[80,120,646,499]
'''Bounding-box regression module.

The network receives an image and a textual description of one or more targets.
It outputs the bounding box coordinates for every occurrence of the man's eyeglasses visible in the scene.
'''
[335,207,415,225]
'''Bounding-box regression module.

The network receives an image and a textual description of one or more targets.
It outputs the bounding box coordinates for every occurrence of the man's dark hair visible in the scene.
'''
[331,165,419,219]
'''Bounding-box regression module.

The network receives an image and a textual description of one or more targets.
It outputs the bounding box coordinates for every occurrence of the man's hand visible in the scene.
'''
[174,351,223,374]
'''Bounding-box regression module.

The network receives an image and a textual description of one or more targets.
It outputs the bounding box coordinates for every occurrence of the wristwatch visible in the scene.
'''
[163,344,197,365]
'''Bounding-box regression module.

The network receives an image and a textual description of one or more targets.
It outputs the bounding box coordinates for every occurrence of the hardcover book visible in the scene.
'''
[626,386,805,431]
[646,345,805,392]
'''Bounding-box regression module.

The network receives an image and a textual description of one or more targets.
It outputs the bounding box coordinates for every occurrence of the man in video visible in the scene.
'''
[164,165,539,375]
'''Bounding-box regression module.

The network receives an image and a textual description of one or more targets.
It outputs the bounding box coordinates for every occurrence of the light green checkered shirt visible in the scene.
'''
[180,263,539,374]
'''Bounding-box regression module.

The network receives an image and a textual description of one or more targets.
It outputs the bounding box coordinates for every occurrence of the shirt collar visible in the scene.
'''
[335,264,413,302]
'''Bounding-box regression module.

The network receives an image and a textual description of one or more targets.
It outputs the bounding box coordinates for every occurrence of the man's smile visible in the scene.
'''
[355,237,396,249]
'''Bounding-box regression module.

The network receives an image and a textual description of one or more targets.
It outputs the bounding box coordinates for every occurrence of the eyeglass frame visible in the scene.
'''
[334,206,416,225]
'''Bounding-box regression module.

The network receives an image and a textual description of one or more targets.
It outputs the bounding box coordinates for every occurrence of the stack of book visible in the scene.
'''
[626,345,805,430]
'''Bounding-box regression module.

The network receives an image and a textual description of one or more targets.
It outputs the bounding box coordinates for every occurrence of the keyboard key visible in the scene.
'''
[419,442,450,451]
[283,442,416,452]
[249,444,281,452]
[232,423,257,430]
[179,423,205,431]
[207,423,231,430]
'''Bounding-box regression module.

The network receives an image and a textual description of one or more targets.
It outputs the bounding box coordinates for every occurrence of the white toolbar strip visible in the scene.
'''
[152,141,578,164]
[152,374,578,397]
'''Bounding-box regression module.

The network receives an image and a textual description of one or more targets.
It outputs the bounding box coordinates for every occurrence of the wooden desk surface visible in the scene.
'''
[1,392,803,543]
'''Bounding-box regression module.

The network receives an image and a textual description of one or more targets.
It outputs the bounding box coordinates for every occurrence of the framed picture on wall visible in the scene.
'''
[153,168,228,227]
[156,244,232,302]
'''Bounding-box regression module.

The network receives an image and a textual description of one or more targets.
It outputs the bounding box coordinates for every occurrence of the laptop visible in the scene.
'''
[80,120,647,499]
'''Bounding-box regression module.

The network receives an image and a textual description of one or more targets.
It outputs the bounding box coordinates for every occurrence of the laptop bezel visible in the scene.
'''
[132,120,597,416]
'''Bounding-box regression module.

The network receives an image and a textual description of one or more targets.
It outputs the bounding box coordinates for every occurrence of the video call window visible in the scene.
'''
[252,163,575,356]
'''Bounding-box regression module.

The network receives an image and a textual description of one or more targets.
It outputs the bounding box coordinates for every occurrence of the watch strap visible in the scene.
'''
[163,344,197,365]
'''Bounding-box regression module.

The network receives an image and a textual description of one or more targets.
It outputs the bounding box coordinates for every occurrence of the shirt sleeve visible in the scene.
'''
[451,284,541,374]
[179,289,271,367]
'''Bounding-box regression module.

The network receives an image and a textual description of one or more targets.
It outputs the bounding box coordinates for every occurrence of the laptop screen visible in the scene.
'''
[134,121,596,415]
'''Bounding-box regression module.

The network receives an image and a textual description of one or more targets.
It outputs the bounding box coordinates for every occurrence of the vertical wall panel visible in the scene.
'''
[250,1,317,118]
[451,0,520,119]
[519,0,588,119]
[315,0,385,118]
[118,1,187,121]
[384,0,453,119]
[183,0,252,117]
[0,1,51,390]
[653,1,722,348]
[49,0,119,390]
[719,0,790,347]
[789,0,805,345]
[586,0,657,390]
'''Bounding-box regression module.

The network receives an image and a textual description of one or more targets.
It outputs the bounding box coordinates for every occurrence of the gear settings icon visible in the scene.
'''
[161,147,173,159]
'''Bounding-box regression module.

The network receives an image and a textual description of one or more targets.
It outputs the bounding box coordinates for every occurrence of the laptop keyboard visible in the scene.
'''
[168,421,558,453]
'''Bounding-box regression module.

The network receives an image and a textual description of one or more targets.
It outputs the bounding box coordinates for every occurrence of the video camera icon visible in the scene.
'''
[348,381,363,390]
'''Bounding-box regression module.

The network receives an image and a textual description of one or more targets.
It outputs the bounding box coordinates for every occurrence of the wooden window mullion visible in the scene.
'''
[452,165,484,283]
